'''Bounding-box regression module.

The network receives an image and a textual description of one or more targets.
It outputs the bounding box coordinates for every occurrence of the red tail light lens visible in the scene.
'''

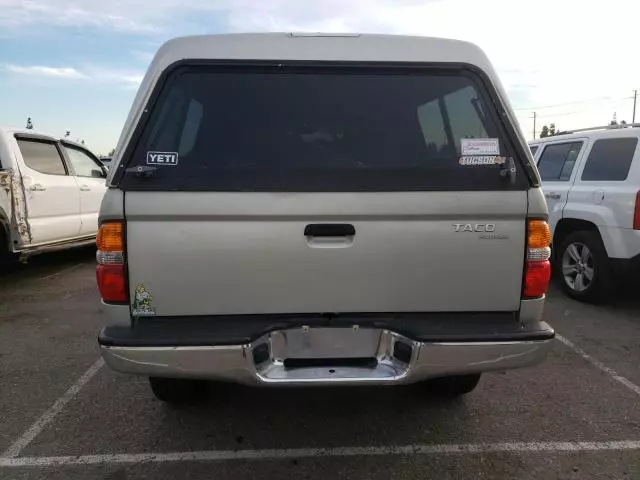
[96,221,127,303]
[523,220,552,299]
[633,191,640,230]
[523,260,551,298]
[97,264,127,303]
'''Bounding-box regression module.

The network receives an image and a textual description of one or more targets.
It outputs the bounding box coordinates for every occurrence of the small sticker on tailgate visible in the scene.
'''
[460,138,500,156]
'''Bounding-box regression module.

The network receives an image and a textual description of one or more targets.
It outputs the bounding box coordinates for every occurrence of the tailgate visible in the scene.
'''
[125,191,526,316]
[116,62,533,317]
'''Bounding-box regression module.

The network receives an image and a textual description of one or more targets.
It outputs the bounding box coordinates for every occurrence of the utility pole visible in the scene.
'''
[633,90,637,124]
[532,111,537,140]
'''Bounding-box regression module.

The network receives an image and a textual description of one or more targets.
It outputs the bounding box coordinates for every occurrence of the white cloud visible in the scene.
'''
[4,63,144,88]
[0,0,158,33]
[122,74,144,85]
[130,50,155,63]
[89,67,144,85]
[5,64,88,79]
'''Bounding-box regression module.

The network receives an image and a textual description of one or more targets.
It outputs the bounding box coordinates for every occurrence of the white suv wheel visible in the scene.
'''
[561,242,594,292]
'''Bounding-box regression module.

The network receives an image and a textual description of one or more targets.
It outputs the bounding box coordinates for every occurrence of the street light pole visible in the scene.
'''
[633,90,637,124]
[532,111,537,140]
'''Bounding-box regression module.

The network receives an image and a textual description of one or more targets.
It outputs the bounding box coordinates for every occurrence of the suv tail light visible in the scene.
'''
[523,220,551,298]
[634,191,640,230]
[96,221,127,303]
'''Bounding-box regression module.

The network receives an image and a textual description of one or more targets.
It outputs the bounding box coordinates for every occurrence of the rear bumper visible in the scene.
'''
[99,321,554,386]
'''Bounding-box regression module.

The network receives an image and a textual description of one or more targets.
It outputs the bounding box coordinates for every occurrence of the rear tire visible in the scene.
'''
[149,377,206,405]
[556,230,613,303]
[424,374,481,397]
[0,230,19,272]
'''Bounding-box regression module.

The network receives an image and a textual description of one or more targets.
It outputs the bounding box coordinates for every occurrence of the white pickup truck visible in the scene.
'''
[0,127,107,266]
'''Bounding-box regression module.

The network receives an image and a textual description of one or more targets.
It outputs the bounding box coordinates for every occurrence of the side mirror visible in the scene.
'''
[91,168,107,178]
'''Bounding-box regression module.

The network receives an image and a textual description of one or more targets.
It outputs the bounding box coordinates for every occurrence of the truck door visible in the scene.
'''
[14,136,81,245]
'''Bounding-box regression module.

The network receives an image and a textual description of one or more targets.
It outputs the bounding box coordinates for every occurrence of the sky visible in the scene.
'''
[1,0,639,155]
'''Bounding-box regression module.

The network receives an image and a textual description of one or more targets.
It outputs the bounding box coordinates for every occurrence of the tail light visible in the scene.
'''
[634,191,640,230]
[96,221,127,303]
[523,220,551,298]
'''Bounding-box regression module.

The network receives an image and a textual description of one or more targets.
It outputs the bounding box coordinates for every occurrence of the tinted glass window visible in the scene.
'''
[445,85,489,145]
[120,66,528,192]
[64,146,104,177]
[581,138,638,181]
[560,143,582,181]
[537,142,582,181]
[17,140,66,175]
[529,145,538,156]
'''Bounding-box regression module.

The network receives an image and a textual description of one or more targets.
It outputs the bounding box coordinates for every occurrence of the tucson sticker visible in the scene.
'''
[460,138,500,156]
[147,151,178,166]
[459,156,506,166]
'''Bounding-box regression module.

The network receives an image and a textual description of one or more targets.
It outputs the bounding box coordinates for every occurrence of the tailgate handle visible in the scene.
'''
[304,224,355,237]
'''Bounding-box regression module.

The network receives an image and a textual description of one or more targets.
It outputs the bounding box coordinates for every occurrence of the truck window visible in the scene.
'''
[537,142,583,181]
[119,65,529,192]
[581,137,638,181]
[17,139,67,176]
[64,145,104,177]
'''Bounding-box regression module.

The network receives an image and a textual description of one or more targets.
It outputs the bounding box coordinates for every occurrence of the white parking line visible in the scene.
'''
[1,358,105,459]
[556,335,640,397]
[41,263,85,281]
[1,441,640,467]
[1,335,637,465]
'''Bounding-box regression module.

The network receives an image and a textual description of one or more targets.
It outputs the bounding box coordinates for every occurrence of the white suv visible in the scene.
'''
[530,125,640,302]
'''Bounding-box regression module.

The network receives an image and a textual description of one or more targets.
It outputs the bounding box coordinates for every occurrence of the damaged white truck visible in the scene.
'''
[0,127,107,266]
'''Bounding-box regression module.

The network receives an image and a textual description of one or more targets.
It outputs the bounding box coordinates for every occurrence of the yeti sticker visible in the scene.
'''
[132,284,155,316]
[146,151,178,166]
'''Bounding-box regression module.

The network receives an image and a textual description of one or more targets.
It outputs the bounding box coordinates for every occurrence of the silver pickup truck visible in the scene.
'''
[97,33,554,405]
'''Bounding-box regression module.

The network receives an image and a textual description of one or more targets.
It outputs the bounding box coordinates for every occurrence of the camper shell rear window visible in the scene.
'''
[116,62,533,192]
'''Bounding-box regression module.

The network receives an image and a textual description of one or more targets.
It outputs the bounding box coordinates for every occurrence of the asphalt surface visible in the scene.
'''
[0,248,639,479]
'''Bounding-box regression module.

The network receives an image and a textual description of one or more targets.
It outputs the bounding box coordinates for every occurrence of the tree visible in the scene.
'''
[540,125,549,138]
[26,117,33,130]
[65,130,70,138]
[80,140,85,145]
[549,123,556,136]
[108,148,116,156]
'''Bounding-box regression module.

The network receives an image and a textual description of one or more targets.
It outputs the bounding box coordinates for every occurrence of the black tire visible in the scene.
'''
[556,230,613,303]
[149,377,206,405]
[0,229,19,272]
[424,374,481,397]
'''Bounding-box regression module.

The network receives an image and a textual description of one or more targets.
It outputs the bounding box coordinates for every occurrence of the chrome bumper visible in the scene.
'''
[100,327,554,386]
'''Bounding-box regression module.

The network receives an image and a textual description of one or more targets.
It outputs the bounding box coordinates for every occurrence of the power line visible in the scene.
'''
[534,110,583,118]
[519,99,633,119]
[513,96,631,111]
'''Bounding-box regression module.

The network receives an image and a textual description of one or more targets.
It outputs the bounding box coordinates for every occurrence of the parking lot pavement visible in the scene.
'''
[0,248,103,455]
[544,285,640,389]
[1,250,639,479]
